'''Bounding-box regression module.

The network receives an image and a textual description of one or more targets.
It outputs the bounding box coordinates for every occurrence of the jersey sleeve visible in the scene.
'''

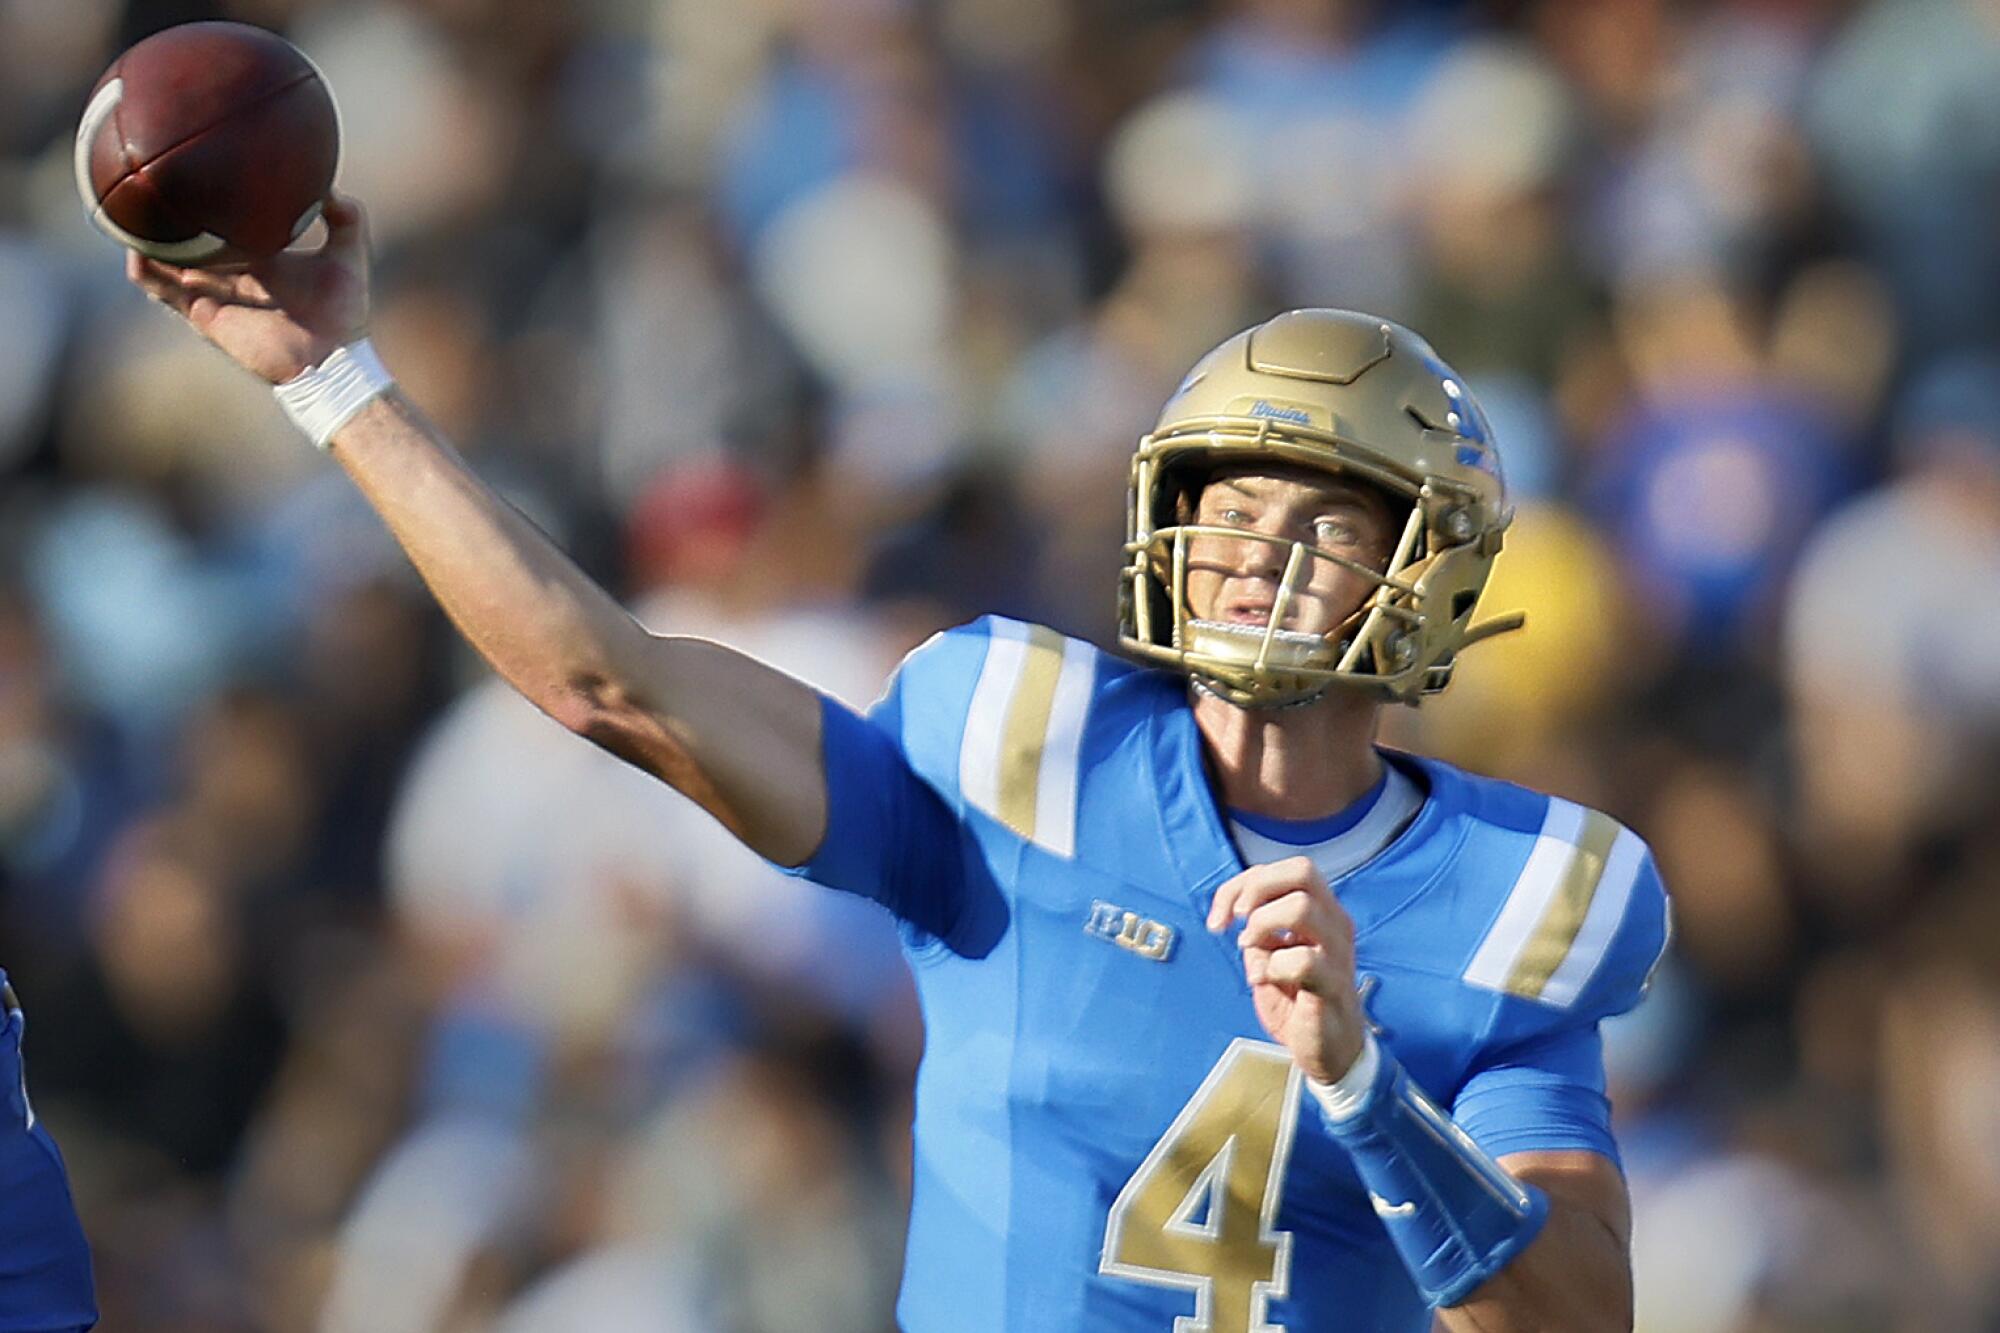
[774,626,987,944]
[1452,836,1673,1164]
[1451,1023,1618,1164]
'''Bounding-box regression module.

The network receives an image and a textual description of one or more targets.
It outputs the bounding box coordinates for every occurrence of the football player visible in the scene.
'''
[0,976,97,1332]
[130,195,1666,1332]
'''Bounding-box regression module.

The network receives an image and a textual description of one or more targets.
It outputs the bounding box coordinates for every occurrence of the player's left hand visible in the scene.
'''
[1207,857,1369,1085]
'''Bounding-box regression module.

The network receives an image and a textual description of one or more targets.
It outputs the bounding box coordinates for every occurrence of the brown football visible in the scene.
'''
[75,21,339,267]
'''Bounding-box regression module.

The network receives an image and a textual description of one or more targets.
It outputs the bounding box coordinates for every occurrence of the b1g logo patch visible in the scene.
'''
[1085,900,1177,962]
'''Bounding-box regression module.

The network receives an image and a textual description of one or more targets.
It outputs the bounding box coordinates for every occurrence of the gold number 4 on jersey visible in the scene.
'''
[1100,1039,1304,1332]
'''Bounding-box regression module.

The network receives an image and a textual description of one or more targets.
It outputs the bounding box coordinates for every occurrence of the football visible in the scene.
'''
[74,21,339,267]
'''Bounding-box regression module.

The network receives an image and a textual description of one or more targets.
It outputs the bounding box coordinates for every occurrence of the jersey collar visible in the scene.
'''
[1227,767,1391,844]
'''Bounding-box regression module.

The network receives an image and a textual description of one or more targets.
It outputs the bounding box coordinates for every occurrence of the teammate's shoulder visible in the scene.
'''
[1411,755,1672,1022]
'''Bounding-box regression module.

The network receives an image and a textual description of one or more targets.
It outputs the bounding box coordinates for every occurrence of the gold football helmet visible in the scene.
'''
[1118,309,1523,707]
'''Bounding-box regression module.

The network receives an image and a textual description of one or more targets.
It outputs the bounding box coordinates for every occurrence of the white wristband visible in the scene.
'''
[1306,1031,1381,1122]
[273,338,394,448]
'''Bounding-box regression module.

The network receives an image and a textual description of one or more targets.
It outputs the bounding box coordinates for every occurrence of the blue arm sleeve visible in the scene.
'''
[775,693,965,943]
[1317,1042,1550,1308]
[1452,1024,1620,1166]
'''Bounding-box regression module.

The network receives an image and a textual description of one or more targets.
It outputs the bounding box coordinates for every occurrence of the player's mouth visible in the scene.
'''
[1220,596,1340,637]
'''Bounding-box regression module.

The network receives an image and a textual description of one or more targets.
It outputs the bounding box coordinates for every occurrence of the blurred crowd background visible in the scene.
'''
[2,0,1999,1328]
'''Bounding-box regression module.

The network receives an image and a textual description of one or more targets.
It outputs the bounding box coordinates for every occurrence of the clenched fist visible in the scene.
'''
[1207,855,1370,1084]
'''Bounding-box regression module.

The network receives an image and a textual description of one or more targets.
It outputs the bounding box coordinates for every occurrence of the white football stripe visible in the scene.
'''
[72,79,123,209]
[73,78,231,263]
[1539,826,1646,1008]
[1462,798,1588,993]
[959,620,1030,818]
[1031,636,1096,858]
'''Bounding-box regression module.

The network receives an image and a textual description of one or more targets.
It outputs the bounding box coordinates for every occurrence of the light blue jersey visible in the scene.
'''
[789,617,1670,1333]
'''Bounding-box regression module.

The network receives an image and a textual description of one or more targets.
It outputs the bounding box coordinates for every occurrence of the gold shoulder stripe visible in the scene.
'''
[1504,809,1621,1000]
[995,624,1066,840]
[959,620,1095,855]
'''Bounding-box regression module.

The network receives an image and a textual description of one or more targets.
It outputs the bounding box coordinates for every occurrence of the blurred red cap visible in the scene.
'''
[624,457,769,589]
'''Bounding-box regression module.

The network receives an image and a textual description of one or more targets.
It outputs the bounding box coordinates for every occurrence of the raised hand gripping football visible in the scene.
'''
[127,192,371,385]
[1207,856,1370,1084]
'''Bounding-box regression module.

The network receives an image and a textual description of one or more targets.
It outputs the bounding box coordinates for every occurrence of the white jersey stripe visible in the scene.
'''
[959,620,1096,858]
[1462,798,1588,996]
[1539,826,1646,1008]
[959,621,1030,818]
[1032,636,1097,858]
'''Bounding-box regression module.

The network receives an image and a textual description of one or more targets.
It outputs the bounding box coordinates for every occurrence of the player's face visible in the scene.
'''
[1183,468,1399,637]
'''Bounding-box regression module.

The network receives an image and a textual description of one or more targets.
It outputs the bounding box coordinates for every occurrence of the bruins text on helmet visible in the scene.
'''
[1119,308,1525,708]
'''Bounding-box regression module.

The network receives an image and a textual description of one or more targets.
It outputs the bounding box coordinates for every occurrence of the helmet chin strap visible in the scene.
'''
[1188,674,1331,712]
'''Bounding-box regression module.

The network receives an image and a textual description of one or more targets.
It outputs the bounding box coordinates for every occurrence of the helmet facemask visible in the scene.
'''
[1121,420,1520,708]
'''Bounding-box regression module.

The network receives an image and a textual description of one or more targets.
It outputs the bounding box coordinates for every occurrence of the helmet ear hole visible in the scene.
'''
[1450,590,1478,622]
[1162,461,1212,530]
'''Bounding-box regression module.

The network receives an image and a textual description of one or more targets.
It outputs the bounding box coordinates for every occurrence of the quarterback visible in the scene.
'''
[131,196,1667,1332]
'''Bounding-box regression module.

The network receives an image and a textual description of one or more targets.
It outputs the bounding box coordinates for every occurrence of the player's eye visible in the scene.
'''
[1216,506,1253,527]
[1313,516,1360,545]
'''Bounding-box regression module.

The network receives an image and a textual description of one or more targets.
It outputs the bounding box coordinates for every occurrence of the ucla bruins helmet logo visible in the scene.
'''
[1119,309,1524,707]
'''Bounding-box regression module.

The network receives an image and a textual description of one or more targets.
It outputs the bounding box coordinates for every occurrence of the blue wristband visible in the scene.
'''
[1318,1044,1550,1307]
